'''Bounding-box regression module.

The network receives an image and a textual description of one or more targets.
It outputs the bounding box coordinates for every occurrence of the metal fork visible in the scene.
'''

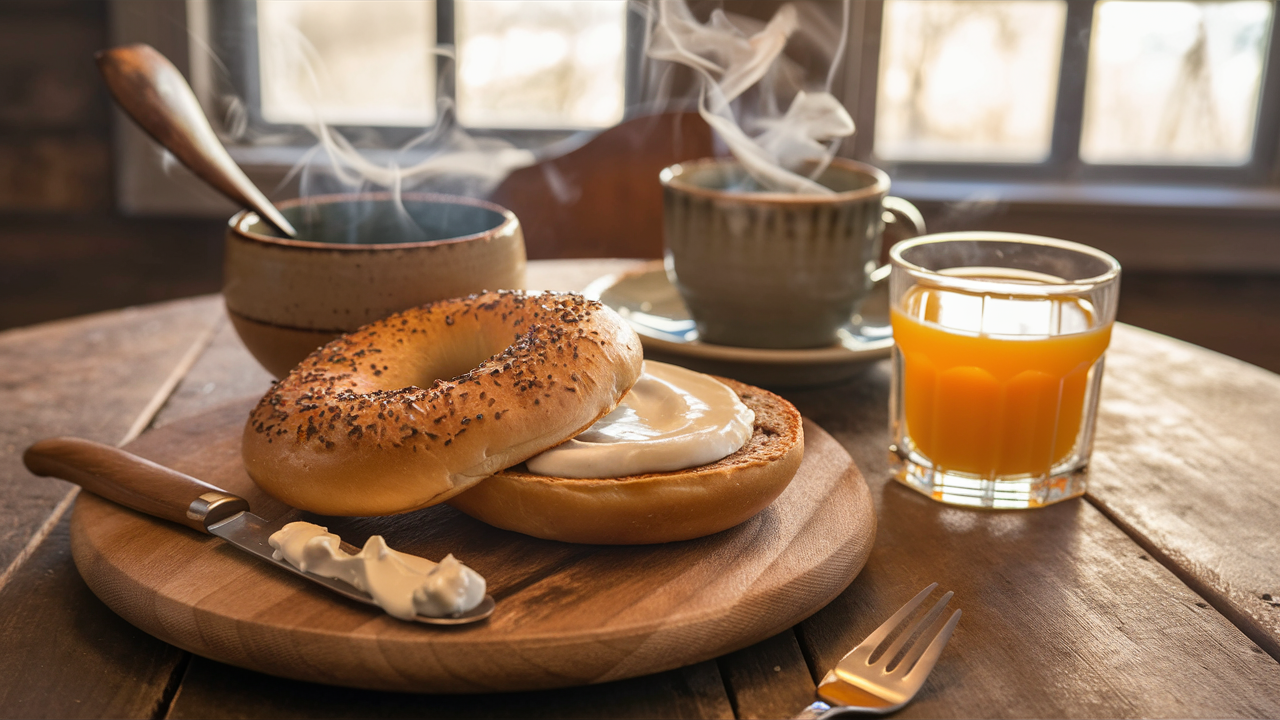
[796,584,961,718]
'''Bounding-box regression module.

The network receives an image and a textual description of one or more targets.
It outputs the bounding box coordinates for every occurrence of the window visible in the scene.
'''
[109,0,641,214]
[852,0,1280,190]
[875,1,1068,163]
[256,1,440,128]
[111,0,1280,270]
[1080,0,1270,165]
[205,0,632,144]
[453,1,628,129]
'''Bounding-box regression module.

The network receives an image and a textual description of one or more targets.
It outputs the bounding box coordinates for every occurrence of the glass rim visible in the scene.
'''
[889,231,1121,296]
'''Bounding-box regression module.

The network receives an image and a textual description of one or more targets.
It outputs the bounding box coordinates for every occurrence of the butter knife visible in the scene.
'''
[23,436,495,626]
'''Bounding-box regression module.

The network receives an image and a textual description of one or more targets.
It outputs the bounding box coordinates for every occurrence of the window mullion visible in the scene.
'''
[1048,0,1096,180]
[622,3,647,118]
[1256,7,1280,184]
[437,0,457,115]
[849,0,885,162]
[230,0,266,135]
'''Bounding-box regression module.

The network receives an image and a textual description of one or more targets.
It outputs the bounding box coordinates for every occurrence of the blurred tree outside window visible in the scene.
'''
[871,0,1276,181]
[1081,0,1271,165]
[876,1,1069,163]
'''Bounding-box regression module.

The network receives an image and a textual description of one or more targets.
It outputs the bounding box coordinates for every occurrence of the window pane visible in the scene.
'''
[257,1,436,126]
[455,0,627,129]
[875,1,1067,163]
[1081,1,1272,165]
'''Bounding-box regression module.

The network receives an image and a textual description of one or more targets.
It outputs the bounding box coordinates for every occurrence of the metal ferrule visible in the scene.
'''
[186,491,250,532]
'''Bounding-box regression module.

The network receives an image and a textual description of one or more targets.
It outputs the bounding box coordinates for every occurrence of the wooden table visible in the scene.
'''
[2,258,1279,719]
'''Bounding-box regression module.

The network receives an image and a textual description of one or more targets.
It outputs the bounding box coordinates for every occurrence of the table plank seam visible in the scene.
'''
[0,313,220,641]
[715,628,812,720]
[0,487,77,597]
[127,316,226,719]
[791,621,822,685]
[1085,493,1280,662]
[122,317,223,445]
[714,656,744,720]
[151,650,192,720]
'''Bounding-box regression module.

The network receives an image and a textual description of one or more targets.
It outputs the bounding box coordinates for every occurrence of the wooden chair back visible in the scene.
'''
[490,112,715,260]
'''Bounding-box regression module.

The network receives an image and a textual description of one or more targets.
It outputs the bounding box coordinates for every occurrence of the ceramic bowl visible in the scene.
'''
[224,192,526,378]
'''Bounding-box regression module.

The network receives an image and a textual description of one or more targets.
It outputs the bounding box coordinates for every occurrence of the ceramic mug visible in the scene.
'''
[660,158,923,349]
[224,192,526,378]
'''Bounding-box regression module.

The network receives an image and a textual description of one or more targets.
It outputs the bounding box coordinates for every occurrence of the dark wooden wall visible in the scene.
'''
[0,1,226,330]
[1,1,1278,376]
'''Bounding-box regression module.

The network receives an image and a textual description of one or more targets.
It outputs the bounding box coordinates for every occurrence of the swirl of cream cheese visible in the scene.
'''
[267,522,486,620]
[525,360,755,478]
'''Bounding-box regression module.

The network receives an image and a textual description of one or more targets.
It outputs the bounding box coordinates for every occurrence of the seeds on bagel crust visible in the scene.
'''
[242,291,644,517]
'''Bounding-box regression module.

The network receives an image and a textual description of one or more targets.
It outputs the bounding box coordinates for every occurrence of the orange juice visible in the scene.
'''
[891,280,1112,479]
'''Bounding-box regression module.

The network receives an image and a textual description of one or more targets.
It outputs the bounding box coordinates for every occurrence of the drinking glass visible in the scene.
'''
[888,232,1121,508]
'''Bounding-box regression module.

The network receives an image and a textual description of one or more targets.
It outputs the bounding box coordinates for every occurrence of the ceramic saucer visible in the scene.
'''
[583,261,893,388]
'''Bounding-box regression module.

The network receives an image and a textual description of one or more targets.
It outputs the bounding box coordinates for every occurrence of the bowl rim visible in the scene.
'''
[227,191,519,251]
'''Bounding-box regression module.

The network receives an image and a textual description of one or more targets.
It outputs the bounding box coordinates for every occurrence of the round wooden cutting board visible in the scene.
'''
[69,398,876,693]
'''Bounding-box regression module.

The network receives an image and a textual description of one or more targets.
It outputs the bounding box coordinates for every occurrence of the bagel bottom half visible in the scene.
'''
[446,378,803,544]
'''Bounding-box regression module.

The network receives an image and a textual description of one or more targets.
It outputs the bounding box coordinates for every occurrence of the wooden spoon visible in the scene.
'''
[96,43,298,238]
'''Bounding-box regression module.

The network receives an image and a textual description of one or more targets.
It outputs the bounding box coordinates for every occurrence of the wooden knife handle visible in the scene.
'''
[94,43,297,238]
[23,437,249,534]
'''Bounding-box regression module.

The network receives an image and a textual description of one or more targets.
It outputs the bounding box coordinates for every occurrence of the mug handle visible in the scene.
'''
[869,196,926,284]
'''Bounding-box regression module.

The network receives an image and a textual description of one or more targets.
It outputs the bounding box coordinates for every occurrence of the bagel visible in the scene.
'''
[242,291,644,516]
[446,378,804,544]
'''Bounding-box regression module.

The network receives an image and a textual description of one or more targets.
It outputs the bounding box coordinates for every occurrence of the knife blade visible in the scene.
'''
[23,436,494,625]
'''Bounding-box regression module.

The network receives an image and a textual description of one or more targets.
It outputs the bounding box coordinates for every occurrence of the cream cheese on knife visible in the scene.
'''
[268,522,486,621]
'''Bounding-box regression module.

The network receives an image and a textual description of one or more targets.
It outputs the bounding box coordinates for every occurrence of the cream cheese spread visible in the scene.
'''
[267,522,486,620]
[526,360,755,478]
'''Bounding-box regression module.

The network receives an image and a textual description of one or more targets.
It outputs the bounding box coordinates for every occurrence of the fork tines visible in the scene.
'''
[836,583,962,685]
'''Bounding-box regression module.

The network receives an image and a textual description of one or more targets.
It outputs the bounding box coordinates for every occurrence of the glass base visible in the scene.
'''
[889,445,1088,509]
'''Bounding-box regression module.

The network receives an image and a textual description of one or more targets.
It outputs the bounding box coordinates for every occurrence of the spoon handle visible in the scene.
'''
[96,43,298,238]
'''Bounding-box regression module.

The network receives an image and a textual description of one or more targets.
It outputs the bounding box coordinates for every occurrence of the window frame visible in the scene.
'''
[847,0,1280,188]
[208,0,643,148]
[109,0,1280,270]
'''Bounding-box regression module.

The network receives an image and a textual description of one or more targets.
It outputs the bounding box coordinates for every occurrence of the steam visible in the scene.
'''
[195,0,857,241]
[298,104,535,193]
[646,0,855,194]
[261,18,537,242]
